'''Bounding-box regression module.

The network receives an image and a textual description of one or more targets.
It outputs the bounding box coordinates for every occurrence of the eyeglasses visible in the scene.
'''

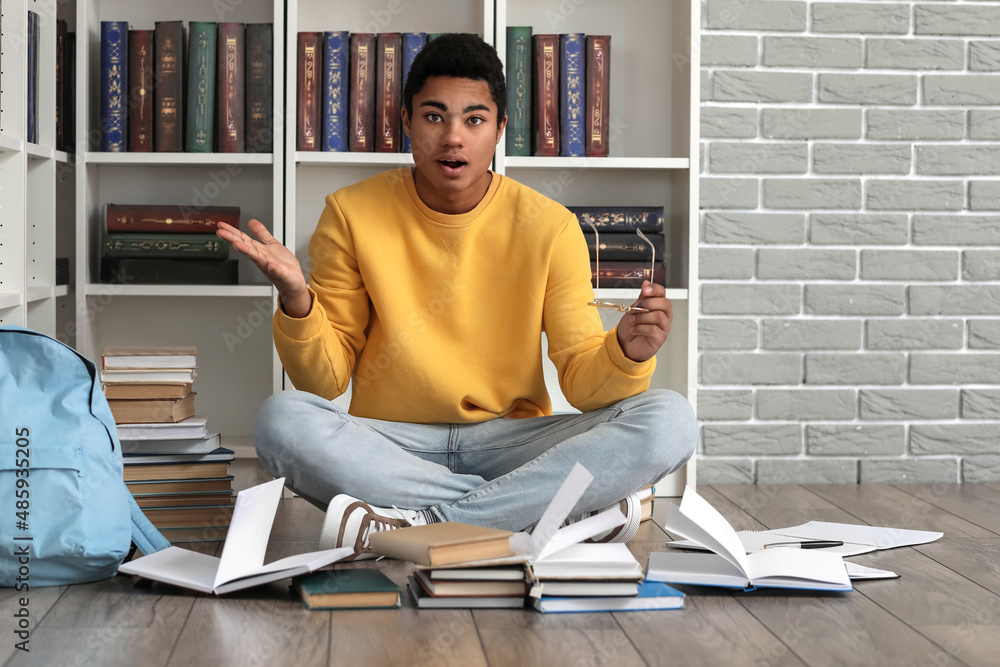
[582,216,655,313]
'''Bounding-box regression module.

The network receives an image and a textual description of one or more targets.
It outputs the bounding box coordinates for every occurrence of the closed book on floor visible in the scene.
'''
[121,432,220,455]
[294,568,401,609]
[535,579,639,597]
[133,490,233,509]
[532,581,684,614]
[127,476,234,496]
[414,569,526,597]
[115,415,208,440]
[143,503,235,529]
[407,576,525,609]
[108,392,196,424]
[369,522,514,566]
[122,460,231,483]
[123,445,234,465]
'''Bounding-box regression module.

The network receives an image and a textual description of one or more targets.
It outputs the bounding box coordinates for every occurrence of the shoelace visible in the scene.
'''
[360,507,421,546]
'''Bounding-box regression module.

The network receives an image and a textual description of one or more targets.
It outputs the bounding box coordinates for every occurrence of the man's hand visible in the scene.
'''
[216,219,312,318]
[616,281,672,363]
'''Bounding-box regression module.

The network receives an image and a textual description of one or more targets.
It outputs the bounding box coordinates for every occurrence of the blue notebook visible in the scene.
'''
[532,580,684,613]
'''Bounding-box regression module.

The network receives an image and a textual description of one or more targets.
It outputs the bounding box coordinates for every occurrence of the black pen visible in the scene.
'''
[763,540,844,549]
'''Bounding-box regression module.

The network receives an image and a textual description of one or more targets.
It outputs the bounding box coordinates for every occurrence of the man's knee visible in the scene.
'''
[253,390,315,462]
[634,389,698,474]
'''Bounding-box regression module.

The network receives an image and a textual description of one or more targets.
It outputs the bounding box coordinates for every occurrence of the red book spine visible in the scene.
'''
[106,204,240,234]
[350,33,376,152]
[532,34,559,157]
[128,30,154,152]
[375,33,402,153]
[297,32,321,151]
[217,23,245,152]
[585,35,610,157]
[154,21,184,152]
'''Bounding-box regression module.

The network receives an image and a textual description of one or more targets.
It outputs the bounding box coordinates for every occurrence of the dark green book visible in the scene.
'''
[186,22,217,152]
[293,568,401,610]
[101,258,238,285]
[505,26,532,157]
[104,233,230,259]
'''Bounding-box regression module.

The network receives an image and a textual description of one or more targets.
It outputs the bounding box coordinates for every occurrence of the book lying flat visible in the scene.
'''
[414,569,526,598]
[100,367,197,384]
[532,581,684,614]
[122,434,223,456]
[407,576,526,609]
[646,486,852,592]
[293,568,401,609]
[369,522,514,566]
[123,446,234,465]
[536,579,640,597]
[115,415,208,440]
[119,478,353,594]
[127,475,234,496]
[108,393,196,424]
[123,460,230,482]
[101,345,198,369]
[104,382,194,400]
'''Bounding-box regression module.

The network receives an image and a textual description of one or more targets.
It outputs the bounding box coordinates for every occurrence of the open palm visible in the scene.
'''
[217,219,310,314]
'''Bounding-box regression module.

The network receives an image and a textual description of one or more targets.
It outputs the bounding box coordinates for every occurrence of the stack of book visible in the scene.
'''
[408,565,527,609]
[101,346,235,543]
[505,29,613,158]
[100,203,239,286]
[570,205,667,289]
[99,20,273,153]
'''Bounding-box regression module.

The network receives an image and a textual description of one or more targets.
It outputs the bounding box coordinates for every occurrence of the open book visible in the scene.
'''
[118,478,353,595]
[646,486,852,592]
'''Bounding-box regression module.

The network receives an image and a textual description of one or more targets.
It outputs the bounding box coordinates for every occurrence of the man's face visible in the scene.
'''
[402,76,507,214]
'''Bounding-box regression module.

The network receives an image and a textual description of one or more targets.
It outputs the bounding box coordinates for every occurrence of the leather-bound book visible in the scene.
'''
[322,31,349,152]
[585,35,611,157]
[532,34,559,157]
[186,22,217,153]
[569,206,665,232]
[591,261,666,289]
[217,23,245,152]
[400,32,427,153]
[505,26,532,158]
[128,30,154,152]
[154,21,184,152]
[559,33,585,157]
[245,23,273,153]
[349,33,377,152]
[100,20,129,151]
[297,32,321,151]
[106,204,240,234]
[375,32,402,152]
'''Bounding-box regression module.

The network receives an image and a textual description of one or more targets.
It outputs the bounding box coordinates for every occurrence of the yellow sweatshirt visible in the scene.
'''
[273,168,654,423]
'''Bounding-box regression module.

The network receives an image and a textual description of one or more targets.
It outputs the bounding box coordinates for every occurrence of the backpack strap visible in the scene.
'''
[126,487,172,555]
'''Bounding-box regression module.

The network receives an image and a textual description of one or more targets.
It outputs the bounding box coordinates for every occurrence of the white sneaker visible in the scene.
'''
[570,492,643,544]
[318,494,427,560]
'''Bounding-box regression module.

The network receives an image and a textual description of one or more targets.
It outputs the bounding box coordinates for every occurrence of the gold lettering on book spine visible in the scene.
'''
[591,43,604,144]
[513,41,528,152]
[355,44,370,147]
[137,43,149,144]
[542,44,556,148]
[225,37,238,139]
[304,43,317,145]
[382,45,396,143]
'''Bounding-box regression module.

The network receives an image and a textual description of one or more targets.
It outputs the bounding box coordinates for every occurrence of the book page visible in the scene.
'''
[213,477,283,588]
[664,486,751,578]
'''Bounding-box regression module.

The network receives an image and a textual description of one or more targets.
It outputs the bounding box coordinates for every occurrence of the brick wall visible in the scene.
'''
[698,0,1000,484]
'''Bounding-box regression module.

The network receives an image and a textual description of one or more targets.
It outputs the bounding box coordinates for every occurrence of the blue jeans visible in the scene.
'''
[253,389,697,532]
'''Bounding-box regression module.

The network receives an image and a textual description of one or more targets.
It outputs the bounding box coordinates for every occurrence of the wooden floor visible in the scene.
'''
[3,483,1000,667]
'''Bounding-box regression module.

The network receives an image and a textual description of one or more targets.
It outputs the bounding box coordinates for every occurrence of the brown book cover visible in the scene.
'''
[123,461,231,483]
[133,491,234,509]
[108,393,196,424]
[143,504,235,529]
[245,23,273,153]
[585,35,611,157]
[128,30,155,151]
[127,477,234,496]
[591,261,666,289]
[370,522,514,567]
[297,32,321,151]
[103,382,193,400]
[217,23,245,152]
[375,32,402,153]
[154,21,184,152]
[532,35,560,157]
[350,33,377,152]
[106,204,240,233]
[102,345,197,369]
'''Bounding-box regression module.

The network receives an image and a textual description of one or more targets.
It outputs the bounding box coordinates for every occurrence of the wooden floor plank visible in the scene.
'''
[6,628,175,667]
[0,586,66,665]
[893,484,1000,536]
[915,537,1000,597]
[710,484,862,531]
[36,574,196,630]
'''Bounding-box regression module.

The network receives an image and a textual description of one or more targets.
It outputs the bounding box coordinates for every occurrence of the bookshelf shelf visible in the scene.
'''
[27,286,55,303]
[0,294,23,310]
[54,285,71,298]
[27,144,55,160]
[55,149,73,164]
[83,283,274,298]
[295,152,416,167]
[504,157,690,171]
[0,134,24,153]
[84,152,276,166]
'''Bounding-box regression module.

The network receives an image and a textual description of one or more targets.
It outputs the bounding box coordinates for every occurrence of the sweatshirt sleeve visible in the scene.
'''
[542,213,655,412]
[271,193,370,400]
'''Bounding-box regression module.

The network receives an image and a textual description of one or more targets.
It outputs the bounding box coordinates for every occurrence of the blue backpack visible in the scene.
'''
[0,326,171,587]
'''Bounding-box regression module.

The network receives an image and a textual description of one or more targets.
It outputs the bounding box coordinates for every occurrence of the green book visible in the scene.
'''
[186,22,217,152]
[104,233,230,259]
[505,26,532,157]
[427,33,447,42]
[293,568,401,610]
[101,258,238,285]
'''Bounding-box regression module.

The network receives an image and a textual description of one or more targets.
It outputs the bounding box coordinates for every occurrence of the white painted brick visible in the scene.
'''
[807,424,906,457]
[714,71,813,103]
[962,389,1000,419]
[758,389,856,420]
[700,177,760,209]
[913,215,1000,245]
[866,180,964,211]
[699,318,759,350]
[757,248,857,280]
[866,319,964,350]
[703,284,802,315]
[805,285,906,316]
[806,353,906,385]
[709,142,808,174]
[704,212,806,244]
[918,146,1000,176]
[963,250,1000,281]
[702,424,802,456]
[867,39,964,70]
[701,108,758,139]
[970,40,1000,71]
[757,459,857,484]
[911,424,1000,455]
[762,36,862,68]
[698,390,754,421]
[702,35,758,67]
[813,144,911,175]
[866,109,965,141]
[812,3,910,35]
[696,458,755,484]
[860,459,958,484]
[910,286,1000,315]
[910,354,1000,384]
[924,75,1000,105]
[964,456,1000,483]
[819,74,917,105]
[700,247,755,280]
[916,4,1000,37]
[702,70,711,101]
[860,389,960,420]
[762,108,862,140]
[763,178,862,209]
[763,319,861,351]
[706,0,807,31]
[969,320,1000,349]
[860,250,960,281]
[700,352,802,384]
[809,214,908,245]
[969,110,1000,140]
[969,181,1000,211]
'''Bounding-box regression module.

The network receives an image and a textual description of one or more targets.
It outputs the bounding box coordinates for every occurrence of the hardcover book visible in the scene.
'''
[122,447,234,466]
[56,19,67,150]
[369,522,514,567]
[532,581,684,614]
[122,460,230,483]
[349,33,377,152]
[101,258,239,286]
[245,23,273,153]
[65,32,77,152]
[559,33,585,157]
[532,34,559,157]
[585,35,611,157]
[128,30,154,151]
[591,261,666,289]
[584,232,663,261]
[400,32,427,153]
[217,23,246,153]
[120,432,220,456]
[154,21,185,152]
[414,569,526,597]
[108,393,196,424]
[106,204,240,233]
[104,233,230,259]
[132,490,233,509]
[375,33,402,153]
[102,345,198,369]
[100,367,197,384]
[569,206,665,232]
[505,27,532,158]
[127,476,233,495]
[186,22,217,152]
[297,32,322,151]
[142,503,235,530]
[26,12,39,144]
[322,31,349,152]
[100,20,129,151]
[407,576,526,609]
[294,569,401,610]
[104,383,194,400]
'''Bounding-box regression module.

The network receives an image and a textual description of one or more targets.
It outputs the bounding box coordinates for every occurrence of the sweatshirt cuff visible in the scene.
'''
[605,327,656,376]
[273,287,325,341]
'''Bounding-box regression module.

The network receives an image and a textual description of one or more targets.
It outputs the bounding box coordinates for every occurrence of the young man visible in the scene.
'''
[217,34,696,559]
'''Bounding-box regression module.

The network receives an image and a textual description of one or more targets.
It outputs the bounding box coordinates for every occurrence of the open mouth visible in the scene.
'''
[438,159,467,171]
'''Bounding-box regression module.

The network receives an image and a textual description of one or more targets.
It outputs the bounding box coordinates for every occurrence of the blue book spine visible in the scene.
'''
[322,31,349,152]
[101,21,129,151]
[560,33,585,157]
[27,12,39,144]
[400,32,426,153]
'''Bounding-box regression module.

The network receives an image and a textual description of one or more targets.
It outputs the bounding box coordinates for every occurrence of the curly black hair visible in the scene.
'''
[403,33,506,126]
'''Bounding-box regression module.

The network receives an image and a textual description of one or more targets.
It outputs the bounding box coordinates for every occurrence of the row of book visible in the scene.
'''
[99,21,273,153]
[101,346,235,544]
[21,13,76,149]
[571,206,668,289]
[506,29,612,158]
